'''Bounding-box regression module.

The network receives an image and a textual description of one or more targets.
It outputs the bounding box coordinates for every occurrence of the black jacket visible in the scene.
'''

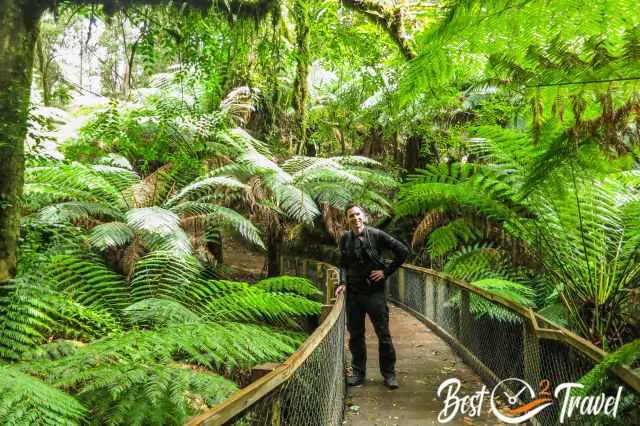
[338,226,408,293]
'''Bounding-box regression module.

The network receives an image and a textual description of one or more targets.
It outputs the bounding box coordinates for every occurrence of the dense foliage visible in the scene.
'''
[1,0,639,423]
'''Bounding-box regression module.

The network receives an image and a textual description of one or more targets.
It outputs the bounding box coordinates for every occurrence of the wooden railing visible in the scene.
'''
[188,258,639,425]
[390,263,640,425]
[188,259,345,426]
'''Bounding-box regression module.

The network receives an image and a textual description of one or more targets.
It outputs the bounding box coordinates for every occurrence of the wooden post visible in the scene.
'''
[459,290,471,342]
[436,278,448,324]
[398,268,406,304]
[320,304,333,322]
[250,363,279,382]
[523,321,542,388]
[316,262,323,295]
[425,274,435,320]
[270,396,282,426]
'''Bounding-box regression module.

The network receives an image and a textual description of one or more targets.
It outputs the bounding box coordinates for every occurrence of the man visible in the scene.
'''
[335,204,408,389]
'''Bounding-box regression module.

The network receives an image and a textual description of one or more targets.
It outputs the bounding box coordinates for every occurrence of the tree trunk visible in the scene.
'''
[292,0,309,155]
[393,130,399,163]
[0,1,43,282]
[265,222,281,277]
[404,134,424,173]
[34,35,51,106]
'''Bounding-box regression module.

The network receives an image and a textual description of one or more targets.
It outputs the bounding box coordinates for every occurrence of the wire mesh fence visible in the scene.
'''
[190,258,345,426]
[192,258,638,426]
[392,265,640,426]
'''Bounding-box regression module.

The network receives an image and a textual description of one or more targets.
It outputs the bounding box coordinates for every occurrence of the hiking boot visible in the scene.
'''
[383,376,399,390]
[346,375,365,386]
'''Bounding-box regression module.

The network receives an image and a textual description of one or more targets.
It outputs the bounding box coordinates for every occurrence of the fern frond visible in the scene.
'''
[0,281,60,360]
[124,299,202,327]
[164,176,246,207]
[126,207,181,234]
[97,153,134,170]
[21,340,85,362]
[443,244,506,282]
[577,339,640,396]
[0,365,86,426]
[205,289,322,324]
[89,222,134,250]
[129,251,202,303]
[26,163,128,210]
[36,202,124,224]
[22,322,304,373]
[173,203,265,249]
[253,276,323,299]
[48,255,130,314]
[427,218,479,257]
[470,278,536,308]
[126,207,192,256]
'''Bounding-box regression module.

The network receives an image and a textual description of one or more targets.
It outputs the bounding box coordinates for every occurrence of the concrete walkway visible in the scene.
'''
[344,305,501,426]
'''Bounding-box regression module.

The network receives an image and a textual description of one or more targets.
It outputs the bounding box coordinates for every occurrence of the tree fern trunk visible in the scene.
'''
[265,223,281,277]
[0,0,43,282]
[404,134,424,173]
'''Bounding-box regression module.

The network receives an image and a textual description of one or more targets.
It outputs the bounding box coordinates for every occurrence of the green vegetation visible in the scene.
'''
[0,0,639,424]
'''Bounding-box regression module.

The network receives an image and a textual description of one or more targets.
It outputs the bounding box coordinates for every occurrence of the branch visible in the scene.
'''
[56,0,278,19]
[341,0,417,60]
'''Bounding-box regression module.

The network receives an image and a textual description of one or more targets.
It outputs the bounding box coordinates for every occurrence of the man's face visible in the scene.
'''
[347,206,365,233]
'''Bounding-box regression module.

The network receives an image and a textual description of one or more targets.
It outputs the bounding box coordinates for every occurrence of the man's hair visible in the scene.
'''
[344,204,368,223]
[344,204,363,215]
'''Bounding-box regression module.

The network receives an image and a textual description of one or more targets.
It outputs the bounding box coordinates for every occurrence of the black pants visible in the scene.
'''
[346,290,396,379]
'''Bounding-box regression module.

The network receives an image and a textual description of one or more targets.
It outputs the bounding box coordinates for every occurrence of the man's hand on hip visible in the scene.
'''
[370,270,385,282]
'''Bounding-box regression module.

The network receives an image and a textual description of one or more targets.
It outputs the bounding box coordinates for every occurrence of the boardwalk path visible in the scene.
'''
[344,305,500,426]
[222,242,500,425]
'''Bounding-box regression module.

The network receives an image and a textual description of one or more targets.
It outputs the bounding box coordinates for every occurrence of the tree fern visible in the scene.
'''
[55,363,238,426]
[24,161,266,254]
[20,323,305,374]
[399,124,640,345]
[0,365,86,426]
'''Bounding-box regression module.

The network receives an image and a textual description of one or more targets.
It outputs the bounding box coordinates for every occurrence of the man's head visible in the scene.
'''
[345,204,366,234]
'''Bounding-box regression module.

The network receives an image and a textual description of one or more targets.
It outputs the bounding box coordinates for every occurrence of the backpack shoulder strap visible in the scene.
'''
[364,227,385,266]
[344,230,354,252]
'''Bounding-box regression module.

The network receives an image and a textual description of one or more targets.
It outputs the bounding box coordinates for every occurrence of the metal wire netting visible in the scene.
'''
[221,258,346,426]
[195,258,637,426]
[392,266,640,426]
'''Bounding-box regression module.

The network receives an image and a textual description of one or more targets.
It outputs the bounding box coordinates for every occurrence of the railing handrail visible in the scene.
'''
[399,263,640,393]
[187,257,638,425]
[187,265,344,426]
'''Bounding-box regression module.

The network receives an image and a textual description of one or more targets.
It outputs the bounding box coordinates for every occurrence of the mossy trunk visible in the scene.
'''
[0,1,43,282]
[292,0,310,155]
[34,35,52,106]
